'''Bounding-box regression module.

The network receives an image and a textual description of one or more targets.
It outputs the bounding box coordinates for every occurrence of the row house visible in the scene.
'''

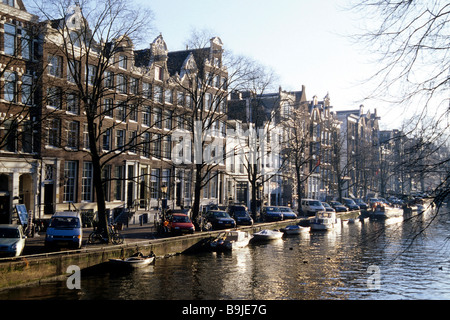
[0,2,228,223]
[0,0,39,224]
[306,94,336,201]
[336,105,380,199]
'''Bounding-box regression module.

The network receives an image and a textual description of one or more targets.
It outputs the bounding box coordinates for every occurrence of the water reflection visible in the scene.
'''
[1,207,450,300]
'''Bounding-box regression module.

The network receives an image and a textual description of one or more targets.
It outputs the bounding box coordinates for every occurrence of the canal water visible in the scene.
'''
[1,207,450,300]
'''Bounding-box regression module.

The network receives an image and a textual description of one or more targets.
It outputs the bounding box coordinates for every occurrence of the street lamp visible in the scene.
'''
[161,185,168,221]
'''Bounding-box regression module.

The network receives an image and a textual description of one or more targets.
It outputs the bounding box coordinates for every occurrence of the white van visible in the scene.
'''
[301,199,325,216]
[45,212,83,249]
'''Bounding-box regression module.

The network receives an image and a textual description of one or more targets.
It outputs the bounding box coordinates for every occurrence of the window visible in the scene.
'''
[177,92,184,106]
[151,133,161,158]
[142,132,150,157]
[162,135,171,159]
[47,119,61,147]
[87,64,97,85]
[129,131,137,153]
[129,104,137,122]
[155,66,163,81]
[130,78,139,94]
[143,82,151,99]
[102,128,111,151]
[104,71,114,88]
[153,107,162,128]
[4,23,16,56]
[3,71,16,102]
[82,162,93,201]
[2,0,15,7]
[142,106,150,126]
[186,95,192,109]
[165,89,173,104]
[184,171,191,199]
[162,169,170,194]
[67,121,79,149]
[4,120,17,152]
[48,55,63,77]
[102,165,111,202]
[115,165,124,200]
[21,74,32,105]
[67,59,80,83]
[47,87,62,109]
[67,92,79,114]
[21,29,31,60]
[21,121,33,153]
[64,161,77,202]
[117,74,127,93]
[116,102,126,122]
[150,169,160,199]
[83,124,90,149]
[116,129,125,151]
[103,99,113,117]
[164,110,172,129]
[118,55,127,69]
[154,85,163,103]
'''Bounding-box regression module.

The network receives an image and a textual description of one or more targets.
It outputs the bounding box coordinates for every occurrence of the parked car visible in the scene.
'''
[354,199,368,210]
[321,202,336,213]
[0,224,26,257]
[45,211,83,249]
[227,205,248,217]
[204,210,236,230]
[262,206,283,221]
[329,201,348,212]
[232,211,254,226]
[301,199,325,216]
[168,213,195,235]
[278,206,297,219]
[342,198,360,211]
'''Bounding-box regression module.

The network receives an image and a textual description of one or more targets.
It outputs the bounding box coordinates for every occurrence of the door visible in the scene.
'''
[43,184,54,216]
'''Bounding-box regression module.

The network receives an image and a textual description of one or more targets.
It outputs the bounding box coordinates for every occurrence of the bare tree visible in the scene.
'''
[172,29,268,223]
[349,0,449,209]
[32,0,155,241]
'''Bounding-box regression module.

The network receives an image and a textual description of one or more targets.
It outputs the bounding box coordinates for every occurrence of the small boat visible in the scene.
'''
[309,211,337,231]
[210,230,252,251]
[370,204,403,219]
[283,225,309,235]
[109,251,155,268]
[252,229,284,241]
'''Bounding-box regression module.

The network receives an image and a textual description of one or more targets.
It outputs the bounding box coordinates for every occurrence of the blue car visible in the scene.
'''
[278,206,297,219]
[262,206,283,221]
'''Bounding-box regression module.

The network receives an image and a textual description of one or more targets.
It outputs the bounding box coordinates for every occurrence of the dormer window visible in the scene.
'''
[118,55,127,69]
[155,66,163,81]
[2,0,15,7]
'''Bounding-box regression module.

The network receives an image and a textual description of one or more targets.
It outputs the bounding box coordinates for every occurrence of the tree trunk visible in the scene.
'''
[191,164,203,226]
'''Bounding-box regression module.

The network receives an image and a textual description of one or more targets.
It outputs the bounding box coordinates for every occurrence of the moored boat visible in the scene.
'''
[370,203,403,219]
[252,229,284,241]
[283,225,310,235]
[109,251,155,268]
[210,230,252,251]
[309,211,338,231]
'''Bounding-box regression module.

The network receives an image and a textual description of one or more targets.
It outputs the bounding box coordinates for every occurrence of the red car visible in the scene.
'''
[168,213,195,235]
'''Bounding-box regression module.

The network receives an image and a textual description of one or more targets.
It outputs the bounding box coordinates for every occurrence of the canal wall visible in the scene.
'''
[0,219,297,290]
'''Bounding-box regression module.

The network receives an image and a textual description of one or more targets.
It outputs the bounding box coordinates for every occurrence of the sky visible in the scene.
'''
[135,0,398,127]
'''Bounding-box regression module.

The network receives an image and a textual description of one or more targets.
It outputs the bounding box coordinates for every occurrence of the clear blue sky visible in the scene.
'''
[138,0,396,125]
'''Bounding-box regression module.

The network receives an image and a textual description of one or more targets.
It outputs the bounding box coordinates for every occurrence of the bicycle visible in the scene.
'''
[88,225,124,245]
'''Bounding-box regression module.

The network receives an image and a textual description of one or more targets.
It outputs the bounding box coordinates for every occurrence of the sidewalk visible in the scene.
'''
[22,221,160,256]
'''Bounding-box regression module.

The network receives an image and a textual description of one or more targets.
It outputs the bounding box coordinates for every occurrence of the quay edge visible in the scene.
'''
[0,219,298,290]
